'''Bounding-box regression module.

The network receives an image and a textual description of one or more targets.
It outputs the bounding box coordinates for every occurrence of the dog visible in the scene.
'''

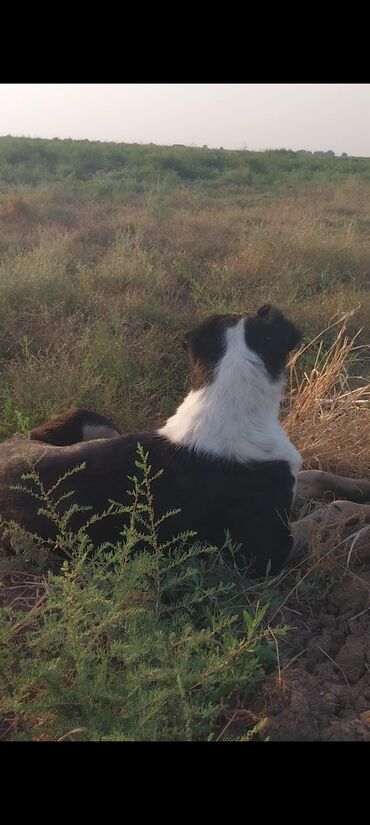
[0,305,302,575]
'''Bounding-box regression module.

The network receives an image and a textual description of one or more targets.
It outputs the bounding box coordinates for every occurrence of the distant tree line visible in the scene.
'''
[296,149,349,158]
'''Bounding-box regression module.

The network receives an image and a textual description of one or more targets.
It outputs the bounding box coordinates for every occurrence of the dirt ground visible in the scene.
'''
[252,563,370,741]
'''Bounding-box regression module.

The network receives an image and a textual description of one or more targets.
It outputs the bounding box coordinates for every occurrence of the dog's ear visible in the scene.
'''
[256,304,301,353]
[257,303,272,319]
[181,315,238,389]
[246,306,301,378]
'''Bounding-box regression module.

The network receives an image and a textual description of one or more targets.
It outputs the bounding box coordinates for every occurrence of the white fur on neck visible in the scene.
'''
[158,319,302,480]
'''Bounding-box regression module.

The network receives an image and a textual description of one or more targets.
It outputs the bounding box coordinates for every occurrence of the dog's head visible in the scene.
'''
[182,305,301,389]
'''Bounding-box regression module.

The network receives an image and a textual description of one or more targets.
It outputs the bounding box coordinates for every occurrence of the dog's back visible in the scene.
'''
[0,431,294,575]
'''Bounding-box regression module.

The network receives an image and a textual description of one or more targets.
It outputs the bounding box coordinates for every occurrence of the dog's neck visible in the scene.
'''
[158,320,302,478]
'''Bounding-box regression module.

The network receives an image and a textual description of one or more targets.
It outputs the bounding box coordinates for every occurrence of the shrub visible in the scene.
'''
[0,445,284,741]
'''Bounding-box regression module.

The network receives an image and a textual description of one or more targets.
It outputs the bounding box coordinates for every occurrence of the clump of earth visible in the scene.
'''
[253,564,370,741]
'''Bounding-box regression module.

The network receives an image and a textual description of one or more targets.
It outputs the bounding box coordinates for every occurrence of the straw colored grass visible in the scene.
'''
[284,312,370,477]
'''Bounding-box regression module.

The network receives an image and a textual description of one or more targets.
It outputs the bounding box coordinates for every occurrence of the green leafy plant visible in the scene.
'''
[0,445,284,741]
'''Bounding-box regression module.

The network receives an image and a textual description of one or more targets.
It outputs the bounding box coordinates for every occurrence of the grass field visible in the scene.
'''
[1,137,370,741]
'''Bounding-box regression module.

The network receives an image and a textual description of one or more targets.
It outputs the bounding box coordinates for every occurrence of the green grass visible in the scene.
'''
[0,445,287,741]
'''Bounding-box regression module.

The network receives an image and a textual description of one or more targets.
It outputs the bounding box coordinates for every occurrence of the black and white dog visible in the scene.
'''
[0,305,302,574]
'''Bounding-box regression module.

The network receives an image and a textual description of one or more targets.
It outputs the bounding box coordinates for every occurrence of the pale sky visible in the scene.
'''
[0,84,369,157]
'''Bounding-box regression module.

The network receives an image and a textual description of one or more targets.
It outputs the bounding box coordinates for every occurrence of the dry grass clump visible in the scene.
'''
[284,312,370,477]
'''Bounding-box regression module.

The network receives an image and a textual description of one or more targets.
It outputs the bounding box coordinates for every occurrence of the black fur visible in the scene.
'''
[184,307,301,387]
[183,314,239,389]
[245,304,301,380]
[0,433,294,575]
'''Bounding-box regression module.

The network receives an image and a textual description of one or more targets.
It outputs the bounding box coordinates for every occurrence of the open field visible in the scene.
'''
[1,137,370,740]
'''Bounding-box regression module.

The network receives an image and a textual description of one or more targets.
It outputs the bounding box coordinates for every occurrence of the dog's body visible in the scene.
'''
[0,433,296,574]
[0,306,303,575]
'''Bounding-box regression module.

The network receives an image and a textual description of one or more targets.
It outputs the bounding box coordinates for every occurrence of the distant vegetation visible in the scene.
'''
[0,136,368,194]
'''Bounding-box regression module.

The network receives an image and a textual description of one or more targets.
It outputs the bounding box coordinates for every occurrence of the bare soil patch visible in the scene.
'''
[252,563,370,741]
